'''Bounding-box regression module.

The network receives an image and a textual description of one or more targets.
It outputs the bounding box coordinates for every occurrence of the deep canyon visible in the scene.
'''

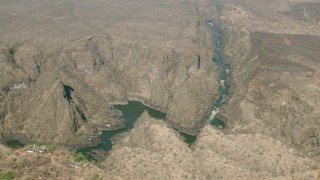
[1,0,320,179]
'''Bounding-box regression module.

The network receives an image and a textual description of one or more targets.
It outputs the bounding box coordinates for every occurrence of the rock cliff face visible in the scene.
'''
[224,31,320,159]
[0,0,219,145]
[102,112,320,179]
[1,0,320,179]
[201,0,320,161]
[1,113,319,179]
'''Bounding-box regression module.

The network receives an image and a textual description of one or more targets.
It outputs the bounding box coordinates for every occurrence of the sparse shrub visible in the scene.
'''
[64,139,70,145]
[5,47,16,62]
[0,171,14,180]
[46,144,56,152]
[312,165,318,170]
[74,153,86,162]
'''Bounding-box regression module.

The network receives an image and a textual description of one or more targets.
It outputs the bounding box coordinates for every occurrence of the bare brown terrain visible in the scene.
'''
[1,0,320,179]
[0,0,218,145]
[209,0,320,161]
[0,144,106,179]
[1,113,319,179]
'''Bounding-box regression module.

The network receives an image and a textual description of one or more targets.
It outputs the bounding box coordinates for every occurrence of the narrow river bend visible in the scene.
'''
[79,21,231,160]
[79,101,166,160]
[207,21,231,129]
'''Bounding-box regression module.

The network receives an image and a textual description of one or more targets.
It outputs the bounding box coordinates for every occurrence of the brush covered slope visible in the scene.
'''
[0,0,218,146]
[1,0,320,179]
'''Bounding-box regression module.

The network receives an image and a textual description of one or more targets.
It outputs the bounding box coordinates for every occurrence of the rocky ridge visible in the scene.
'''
[200,0,320,161]
[0,0,219,146]
[1,0,320,179]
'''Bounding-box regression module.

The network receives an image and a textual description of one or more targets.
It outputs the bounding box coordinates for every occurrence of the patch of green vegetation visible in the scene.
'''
[92,173,99,180]
[64,139,70,145]
[43,144,56,152]
[0,171,14,180]
[312,165,318,170]
[7,140,24,149]
[74,153,87,163]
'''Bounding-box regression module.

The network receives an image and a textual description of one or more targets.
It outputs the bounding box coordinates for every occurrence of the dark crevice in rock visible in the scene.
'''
[71,117,80,134]
[69,103,87,134]
[63,84,74,103]
[74,105,88,122]
[5,47,19,68]
[36,64,41,73]
[197,55,201,68]
[61,83,88,133]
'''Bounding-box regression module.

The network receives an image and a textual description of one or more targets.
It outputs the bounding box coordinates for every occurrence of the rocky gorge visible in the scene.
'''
[1,0,320,179]
[0,0,219,147]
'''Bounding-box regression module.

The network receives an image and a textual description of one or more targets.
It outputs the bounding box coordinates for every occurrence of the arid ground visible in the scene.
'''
[1,0,320,179]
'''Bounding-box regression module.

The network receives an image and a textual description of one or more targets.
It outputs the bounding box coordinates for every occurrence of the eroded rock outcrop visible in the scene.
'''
[0,0,219,145]
[199,0,320,161]
[102,112,320,179]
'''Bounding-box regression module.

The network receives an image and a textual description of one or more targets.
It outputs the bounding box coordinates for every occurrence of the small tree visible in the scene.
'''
[74,153,87,162]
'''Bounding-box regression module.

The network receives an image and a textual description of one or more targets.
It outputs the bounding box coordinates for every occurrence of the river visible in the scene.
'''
[5,21,229,161]
[207,21,230,128]
[79,101,166,160]
[79,21,230,160]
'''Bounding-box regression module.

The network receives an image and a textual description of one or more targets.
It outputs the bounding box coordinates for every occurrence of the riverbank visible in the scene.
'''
[77,20,232,160]
[78,101,167,160]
